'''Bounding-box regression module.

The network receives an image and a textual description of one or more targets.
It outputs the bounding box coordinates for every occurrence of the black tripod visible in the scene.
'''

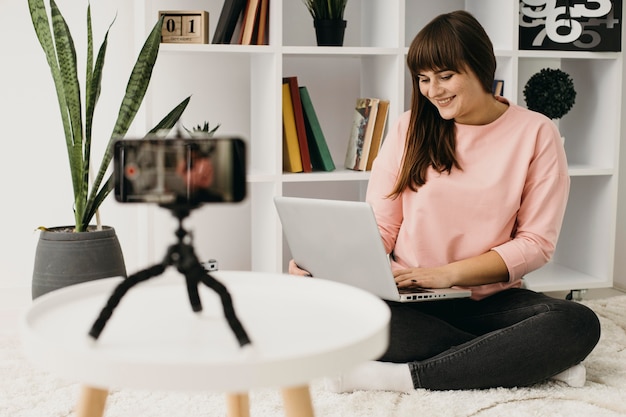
[88,206,252,348]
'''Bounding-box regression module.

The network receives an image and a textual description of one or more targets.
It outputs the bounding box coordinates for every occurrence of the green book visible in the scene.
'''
[298,86,336,172]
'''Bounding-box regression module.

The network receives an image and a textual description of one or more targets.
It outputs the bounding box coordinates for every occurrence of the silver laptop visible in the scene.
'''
[274,196,471,302]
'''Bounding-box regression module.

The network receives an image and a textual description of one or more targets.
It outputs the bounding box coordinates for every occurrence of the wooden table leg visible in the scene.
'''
[226,393,250,417]
[281,385,314,417]
[75,386,108,417]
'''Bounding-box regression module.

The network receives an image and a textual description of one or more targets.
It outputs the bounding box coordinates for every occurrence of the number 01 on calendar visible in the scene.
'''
[159,11,209,44]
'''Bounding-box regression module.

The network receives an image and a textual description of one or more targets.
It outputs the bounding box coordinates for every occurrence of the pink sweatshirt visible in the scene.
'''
[366,100,570,299]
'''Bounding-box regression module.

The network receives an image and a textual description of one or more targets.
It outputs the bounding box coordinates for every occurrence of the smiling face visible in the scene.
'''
[417,67,490,125]
[407,11,498,124]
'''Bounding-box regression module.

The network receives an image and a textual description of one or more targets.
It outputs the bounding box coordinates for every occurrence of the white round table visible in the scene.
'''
[20,270,390,417]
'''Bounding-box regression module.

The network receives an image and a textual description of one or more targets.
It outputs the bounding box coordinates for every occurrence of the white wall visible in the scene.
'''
[0,0,148,289]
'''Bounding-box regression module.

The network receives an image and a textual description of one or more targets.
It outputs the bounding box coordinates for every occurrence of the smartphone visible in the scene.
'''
[113,137,246,206]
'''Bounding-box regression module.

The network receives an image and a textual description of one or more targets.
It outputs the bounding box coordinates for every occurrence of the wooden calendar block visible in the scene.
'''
[161,15,182,37]
[159,11,209,44]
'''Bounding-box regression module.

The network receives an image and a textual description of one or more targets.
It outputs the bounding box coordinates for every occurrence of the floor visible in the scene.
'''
[2,285,624,337]
[0,286,31,336]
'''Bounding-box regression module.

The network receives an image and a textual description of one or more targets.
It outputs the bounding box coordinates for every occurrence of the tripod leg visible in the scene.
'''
[88,264,166,340]
[195,268,252,347]
[185,274,203,313]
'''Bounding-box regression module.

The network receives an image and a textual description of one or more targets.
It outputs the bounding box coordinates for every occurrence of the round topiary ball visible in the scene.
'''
[523,68,576,119]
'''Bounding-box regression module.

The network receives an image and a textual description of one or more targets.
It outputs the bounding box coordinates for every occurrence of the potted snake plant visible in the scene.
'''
[301,0,348,46]
[29,0,192,298]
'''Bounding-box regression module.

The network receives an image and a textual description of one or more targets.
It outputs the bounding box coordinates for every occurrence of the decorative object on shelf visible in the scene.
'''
[519,0,622,52]
[159,10,209,44]
[523,68,577,120]
[28,0,192,298]
[302,0,348,46]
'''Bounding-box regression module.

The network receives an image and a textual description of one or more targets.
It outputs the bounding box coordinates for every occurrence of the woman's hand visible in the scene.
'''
[393,267,454,289]
[289,259,312,277]
[393,251,509,289]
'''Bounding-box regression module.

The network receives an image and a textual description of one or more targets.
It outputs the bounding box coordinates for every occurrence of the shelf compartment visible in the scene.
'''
[523,262,612,292]
[551,176,616,285]
[283,0,401,48]
[518,57,620,170]
[283,54,403,172]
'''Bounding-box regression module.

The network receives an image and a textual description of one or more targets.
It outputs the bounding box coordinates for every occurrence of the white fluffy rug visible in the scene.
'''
[2,296,626,417]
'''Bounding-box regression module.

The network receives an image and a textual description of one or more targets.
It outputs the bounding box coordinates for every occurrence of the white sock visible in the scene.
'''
[550,363,586,387]
[325,361,414,393]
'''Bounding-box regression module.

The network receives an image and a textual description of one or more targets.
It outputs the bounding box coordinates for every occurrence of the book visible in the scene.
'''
[283,77,312,172]
[299,85,335,172]
[282,83,303,172]
[365,99,389,171]
[255,0,269,45]
[492,79,504,96]
[344,98,379,171]
[240,0,262,45]
[212,0,247,44]
[231,10,245,43]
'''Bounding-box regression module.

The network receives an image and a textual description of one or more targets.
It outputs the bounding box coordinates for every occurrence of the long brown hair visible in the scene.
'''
[389,10,496,198]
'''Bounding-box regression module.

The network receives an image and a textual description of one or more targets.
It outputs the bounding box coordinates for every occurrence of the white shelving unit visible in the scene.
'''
[141,0,623,293]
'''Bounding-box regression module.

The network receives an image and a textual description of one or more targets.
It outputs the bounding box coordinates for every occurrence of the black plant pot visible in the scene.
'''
[32,226,127,299]
[314,19,347,46]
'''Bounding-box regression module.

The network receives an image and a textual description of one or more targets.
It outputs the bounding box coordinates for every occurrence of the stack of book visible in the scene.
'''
[344,97,390,171]
[282,76,336,173]
[212,0,269,45]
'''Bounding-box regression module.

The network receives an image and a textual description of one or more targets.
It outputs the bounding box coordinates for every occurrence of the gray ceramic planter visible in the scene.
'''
[32,226,127,299]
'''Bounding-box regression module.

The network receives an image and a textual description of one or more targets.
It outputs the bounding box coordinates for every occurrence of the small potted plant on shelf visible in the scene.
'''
[523,68,577,120]
[28,0,193,298]
[301,0,348,46]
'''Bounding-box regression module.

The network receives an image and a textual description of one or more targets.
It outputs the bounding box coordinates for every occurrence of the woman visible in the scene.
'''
[290,10,600,391]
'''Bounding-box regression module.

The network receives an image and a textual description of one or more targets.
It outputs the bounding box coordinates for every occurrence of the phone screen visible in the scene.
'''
[113,137,246,206]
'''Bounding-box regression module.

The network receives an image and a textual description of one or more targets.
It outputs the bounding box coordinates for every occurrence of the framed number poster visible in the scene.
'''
[519,0,622,51]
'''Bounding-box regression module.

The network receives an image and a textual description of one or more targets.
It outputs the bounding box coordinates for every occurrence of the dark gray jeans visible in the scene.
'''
[380,288,601,390]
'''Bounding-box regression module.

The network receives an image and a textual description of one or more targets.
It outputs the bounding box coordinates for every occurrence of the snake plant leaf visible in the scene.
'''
[84,4,94,211]
[111,16,163,139]
[147,96,192,135]
[50,1,82,150]
[28,0,70,147]
[50,0,86,225]
[85,11,113,145]
[82,175,114,232]
[84,11,113,226]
